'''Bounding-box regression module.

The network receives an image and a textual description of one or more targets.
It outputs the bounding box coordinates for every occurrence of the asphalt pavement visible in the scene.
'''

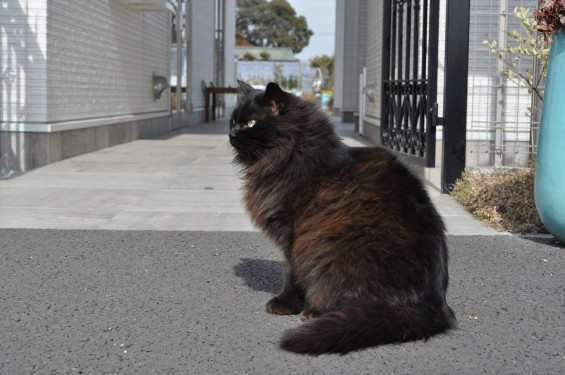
[1,118,564,374]
[1,229,563,374]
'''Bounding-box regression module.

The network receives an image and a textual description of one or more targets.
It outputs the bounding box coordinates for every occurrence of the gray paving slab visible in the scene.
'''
[0,118,499,235]
[98,211,254,231]
[0,229,563,374]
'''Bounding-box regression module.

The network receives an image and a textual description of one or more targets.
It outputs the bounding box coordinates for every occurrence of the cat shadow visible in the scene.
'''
[234,258,283,295]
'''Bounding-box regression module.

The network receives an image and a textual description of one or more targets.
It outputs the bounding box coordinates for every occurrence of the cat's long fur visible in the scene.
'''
[229,80,455,355]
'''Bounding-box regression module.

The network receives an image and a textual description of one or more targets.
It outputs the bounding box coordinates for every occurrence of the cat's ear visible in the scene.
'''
[237,79,255,95]
[264,82,285,116]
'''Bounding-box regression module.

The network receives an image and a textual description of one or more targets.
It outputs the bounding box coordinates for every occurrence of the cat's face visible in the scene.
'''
[229,81,289,165]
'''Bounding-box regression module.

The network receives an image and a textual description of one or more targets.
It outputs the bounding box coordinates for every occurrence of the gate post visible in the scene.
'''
[441,0,470,193]
[380,0,391,147]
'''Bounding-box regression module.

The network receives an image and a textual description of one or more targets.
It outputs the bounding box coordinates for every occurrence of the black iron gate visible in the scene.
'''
[381,0,440,168]
[380,0,470,192]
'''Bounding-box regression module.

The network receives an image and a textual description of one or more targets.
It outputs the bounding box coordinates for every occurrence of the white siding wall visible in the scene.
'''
[45,0,169,122]
[223,0,236,102]
[364,0,382,122]
[357,0,367,103]
[188,0,214,113]
[1,0,170,128]
[341,0,361,112]
[334,0,366,114]
[333,0,345,112]
[1,0,48,124]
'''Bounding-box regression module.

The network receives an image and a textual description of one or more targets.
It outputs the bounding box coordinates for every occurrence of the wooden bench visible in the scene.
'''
[204,86,239,122]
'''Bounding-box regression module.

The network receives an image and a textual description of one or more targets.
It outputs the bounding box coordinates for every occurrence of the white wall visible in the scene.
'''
[333,0,364,114]
[363,0,382,123]
[1,0,48,124]
[333,0,345,112]
[1,0,170,131]
[223,0,236,108]
[46,0,170,122]
[188,0,214,114]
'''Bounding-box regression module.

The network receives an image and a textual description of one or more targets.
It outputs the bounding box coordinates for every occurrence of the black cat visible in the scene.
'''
[229,80,455,355]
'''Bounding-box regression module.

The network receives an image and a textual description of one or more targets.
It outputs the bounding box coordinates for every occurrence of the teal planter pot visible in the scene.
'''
[535,32,565,244]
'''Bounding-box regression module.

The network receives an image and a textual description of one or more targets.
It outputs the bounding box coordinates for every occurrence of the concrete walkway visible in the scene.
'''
[0,117,499,235]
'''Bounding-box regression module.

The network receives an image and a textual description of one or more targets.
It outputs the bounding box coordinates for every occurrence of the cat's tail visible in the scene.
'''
[279,302,455,355]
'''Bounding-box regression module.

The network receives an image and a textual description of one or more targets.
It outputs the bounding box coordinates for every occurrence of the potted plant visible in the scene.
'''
[534,0,565,243]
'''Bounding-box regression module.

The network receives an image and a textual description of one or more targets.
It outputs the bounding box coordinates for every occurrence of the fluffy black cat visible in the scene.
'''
[229,80,455,355]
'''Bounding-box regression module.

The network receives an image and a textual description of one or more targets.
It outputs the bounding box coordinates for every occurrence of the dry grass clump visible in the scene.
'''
[451,167,547,234]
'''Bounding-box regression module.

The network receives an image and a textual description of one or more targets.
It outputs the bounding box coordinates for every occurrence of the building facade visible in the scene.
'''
[333,0,367,123]
[1,0,236,177]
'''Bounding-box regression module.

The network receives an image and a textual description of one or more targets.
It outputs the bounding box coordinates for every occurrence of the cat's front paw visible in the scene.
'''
[265,296,302,315]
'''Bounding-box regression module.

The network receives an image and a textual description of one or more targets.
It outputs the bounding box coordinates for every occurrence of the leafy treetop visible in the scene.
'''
[310,55,334,89]
[236,0,313,54]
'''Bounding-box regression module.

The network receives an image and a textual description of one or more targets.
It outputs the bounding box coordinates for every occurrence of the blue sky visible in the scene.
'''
[286,0,336,62]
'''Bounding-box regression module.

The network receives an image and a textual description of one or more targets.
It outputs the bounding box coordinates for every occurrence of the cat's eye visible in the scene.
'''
[246,120,256,128]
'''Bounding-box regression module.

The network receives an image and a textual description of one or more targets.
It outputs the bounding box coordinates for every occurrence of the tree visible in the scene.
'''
[484,7,550,158]
[484,7,549,109]
[259,51,271,61]
[241,52,258,61]
[310,54,334,89]
[236,0,313,54]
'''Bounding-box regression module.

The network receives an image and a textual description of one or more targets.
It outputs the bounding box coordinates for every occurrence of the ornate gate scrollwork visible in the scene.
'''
[381,0,440,167]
